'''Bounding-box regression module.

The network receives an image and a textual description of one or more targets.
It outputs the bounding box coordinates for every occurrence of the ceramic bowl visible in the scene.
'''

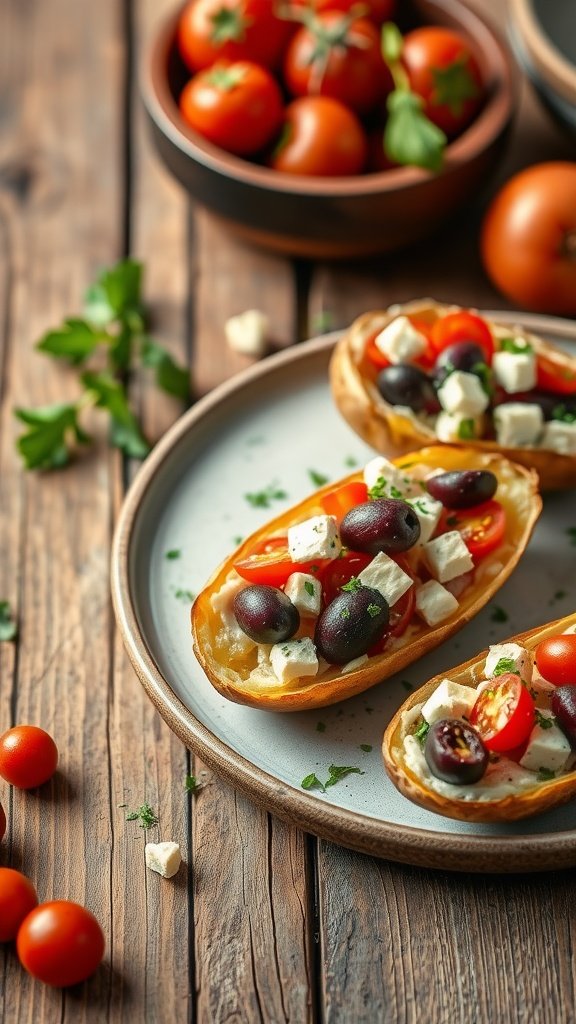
[141,0,517,259]
[508,0,576,138]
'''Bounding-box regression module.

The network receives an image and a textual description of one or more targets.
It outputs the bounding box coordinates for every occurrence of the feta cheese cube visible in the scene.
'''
[519,710,572,774]
[493,403,543,447]
[434,411,482,442]
[493,350,536,393]
[540,420,576,455]
[437,371,490,416]
[358,551,413,607]
[288,515,341,562]
[423,530,474,583]
[415,580,459,626]
[373,315,427,364]
[145,841,182,879]
[362,455,416,497]
[283,572,321,617]
[270,637,319,684]
[484,642,533,685]
[421,678,477,725]
[407,495,443,545]
[225,309,269,357]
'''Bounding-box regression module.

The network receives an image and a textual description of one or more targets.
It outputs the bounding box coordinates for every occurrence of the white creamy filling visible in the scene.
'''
[403,735,541,801]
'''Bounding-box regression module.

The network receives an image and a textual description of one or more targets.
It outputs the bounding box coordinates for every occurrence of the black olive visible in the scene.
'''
[340,499,421,554]
[377,364,439,413]
[551,686,576,746]
[426,470,498,509]
[233,585,299,644]
[424,718,489,785]
[314,586,389,664]
[433,342,489,389]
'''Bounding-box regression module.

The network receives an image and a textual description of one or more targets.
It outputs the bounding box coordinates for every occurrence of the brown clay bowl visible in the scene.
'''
[141,0,517,259]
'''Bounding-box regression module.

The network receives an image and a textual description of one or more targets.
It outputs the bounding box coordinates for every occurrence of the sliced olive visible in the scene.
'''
[233,585,299,644]
[314,586,389,664]
[426,470,498,509]
[340,499,421,554]
[424,718,489,785]
[551,686,576,746]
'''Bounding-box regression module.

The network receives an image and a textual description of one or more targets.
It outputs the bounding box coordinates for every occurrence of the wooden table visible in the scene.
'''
[1,0,575,1020]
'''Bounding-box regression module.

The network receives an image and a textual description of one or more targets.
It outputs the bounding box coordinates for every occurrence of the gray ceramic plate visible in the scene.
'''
[112,311,576,872]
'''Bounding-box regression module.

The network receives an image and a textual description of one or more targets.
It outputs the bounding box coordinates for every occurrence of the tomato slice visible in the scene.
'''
[233,537,329,587]
[429,311,494,362]
[446,499,506,560]
[320,482,369,521]
[469,674,535,753]
[536,355,576,395]
[320,551,415,649]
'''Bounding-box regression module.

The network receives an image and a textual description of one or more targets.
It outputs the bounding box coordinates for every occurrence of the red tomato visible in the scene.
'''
[17,901,105,988]
[446,500,506,561]
[177,0,293,72]
[320,482,368,521]
[429,311,494,362]
[402,27,484,137]
[470,674,535,753]
[179,61,284,156]
[0,726,58,790]
[536,355,576,396]
[0,801,5,843]
[481,163,576,316]
[284,13,392,115]
[233,536,330,586]
[535,634,576,686]
[269,96,367,177]
[0,868,38,943]
[291,0,396,24]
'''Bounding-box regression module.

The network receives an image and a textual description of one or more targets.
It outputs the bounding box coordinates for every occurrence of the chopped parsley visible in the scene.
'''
[308,468,330,487]
[304,580,315,597]
[499,337,533,355]
[311,310,334,334]
[344,455,358,467]
[360,744,373,753]
[414,720,429,746]
[244,482,287,508]
[368,476,387,499]
[553,590,567,601]
[125,802,159,829]
[341,576,362,592]
[233,535,244,546]
[367,603,382,618]
[165,549,181,560]
[493,657,519,677]
[490,605,509,623]
[174,588,195,603]
[457,418,476,440]
[0,601,17,642]
[537,767,556,782]
[365,706,374,714]
[566,527,576,547]
[340,607,351,620]
[471,362,492,396]
[301,764,364,793]
[301,772,325,793]
[185,774,200,793]
[316,721,326,733]
[535,710,554,730]
[409,498,431,514]
[446,515,459,527]
[552,404,576,424]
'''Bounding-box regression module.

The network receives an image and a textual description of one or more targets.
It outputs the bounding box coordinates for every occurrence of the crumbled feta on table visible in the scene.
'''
[145,842,182,879]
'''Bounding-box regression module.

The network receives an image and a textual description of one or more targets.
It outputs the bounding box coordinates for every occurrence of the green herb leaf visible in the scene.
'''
[0,601,17,642]
[341,576,362,592]
[367,603,382,618]
[85,258,144,325]
[37,318,104,365]
[82,371,150,458]
[15,402,87,470]
[344,455,358,467]
[471,362,493,396]
[244,482,288,509]
[567,527,576,547]
[385,90,447,172]
[340,607,351,620]
[490,606,509,624]
[140,337,190,401]
[301,772,326,793]
[185,774,199,793]
[174,588,195,603]
[457,418,476,440]
[308,468,330,487]
[499,337,533,355]
[552,404,576,424]
[446,515,459,527]
[325,764,364,789]
[492,657,519,677]
[401,680,413,692]
[304,581,315,597]
[165,549,181,560]
[360,744,373,753]
[316,721,326,733]
[535,710,555,730]
[125,802,159,828]
[537,767,556,782]
[368,476,387,499]
[311,310,334,334]
[414,720,429,745]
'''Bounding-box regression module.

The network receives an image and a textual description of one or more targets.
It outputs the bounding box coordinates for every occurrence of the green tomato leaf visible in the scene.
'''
[140,338,191,401]
[385,90,447,172]
[432,57,479,116]
[0,601,17,642]
[37,319,104,365]
[14,402,86,470]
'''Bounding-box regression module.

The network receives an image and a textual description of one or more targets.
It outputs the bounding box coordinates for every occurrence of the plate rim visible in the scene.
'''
[111,309,576,873]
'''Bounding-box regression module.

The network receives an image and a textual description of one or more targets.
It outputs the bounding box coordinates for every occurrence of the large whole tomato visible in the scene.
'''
[284,13,392,115]
[179,61,284,156]
[481,162,576,316]
[17,901,105,987]
[269,96,367,177]
[402,26,483,136]
[177,0,293,73]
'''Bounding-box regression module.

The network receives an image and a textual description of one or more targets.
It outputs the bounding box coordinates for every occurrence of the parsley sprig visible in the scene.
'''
[301,764,364,793]
[125,802,159,829]
[0,601,17,642]
[15,259,190,470]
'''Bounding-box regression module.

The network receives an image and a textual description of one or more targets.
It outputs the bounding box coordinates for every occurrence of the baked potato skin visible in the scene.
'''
[382,613,576,823]
[192,445,541,713]
[330,300,576,491]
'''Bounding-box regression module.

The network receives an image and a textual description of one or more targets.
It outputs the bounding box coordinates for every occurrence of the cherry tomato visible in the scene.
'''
[291,0,396,24]
[0,726,58,789]
[233,536,330,586]
[429,311,494,362]
[320,481,368,521]
[536,355,576,396]
[469,674,535,753]
[177,0,293,73]
[0,801,5,843]
[179,61,283,157]
[402,27,484,137]
[17,901,105,988]
[535,634,576,687]
[269,96,367,177]
[284,13,392,115]
[446,500,506,561]
[481,163,576,316]
[0,868,38,943]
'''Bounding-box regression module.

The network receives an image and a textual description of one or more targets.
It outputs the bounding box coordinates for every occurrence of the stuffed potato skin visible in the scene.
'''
[191,445,541,712]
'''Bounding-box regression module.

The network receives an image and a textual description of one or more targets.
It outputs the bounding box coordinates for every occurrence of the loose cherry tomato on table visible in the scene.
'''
[320,482,369,521]
[402,27,484,137]
[429,311,494,362]
[179,61,284,157]
[17,901,105,987]
[269,96,368,177]
[233,536,330,587]
[470,674,535,753]
[283,13,392,116]
[535,634,576,687]
[0,725,58,789]
[177,0,293,72]
[445,500,506,561]
[0,868,38,943]
[481,163,576,317]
